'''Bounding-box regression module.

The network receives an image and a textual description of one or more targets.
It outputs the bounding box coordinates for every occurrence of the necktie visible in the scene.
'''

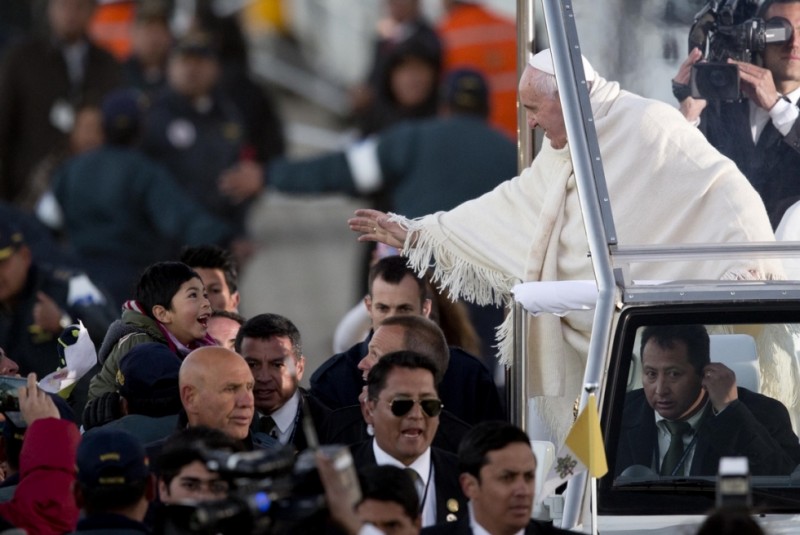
[258,415,277,438]
[405,468,424,505]
[660,420,692,476]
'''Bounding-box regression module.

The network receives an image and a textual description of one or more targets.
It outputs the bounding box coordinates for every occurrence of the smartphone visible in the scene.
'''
[0,376,27,428]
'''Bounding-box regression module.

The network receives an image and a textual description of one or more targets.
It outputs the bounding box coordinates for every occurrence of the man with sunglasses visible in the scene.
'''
[352,350,467,528]
[324,315,471,454]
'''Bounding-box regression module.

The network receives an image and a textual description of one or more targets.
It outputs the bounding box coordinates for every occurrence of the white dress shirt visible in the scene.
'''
[372,440,437,527]
[265,390,301,445]
[654,402,709,476]
[750,85,800,143]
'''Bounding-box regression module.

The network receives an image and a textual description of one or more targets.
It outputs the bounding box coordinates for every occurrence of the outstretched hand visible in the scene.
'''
[348,209,408,249]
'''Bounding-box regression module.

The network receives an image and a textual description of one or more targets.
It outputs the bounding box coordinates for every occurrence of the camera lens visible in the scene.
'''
[710,69,731,88]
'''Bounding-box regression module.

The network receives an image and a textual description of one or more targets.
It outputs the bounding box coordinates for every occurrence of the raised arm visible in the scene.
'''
[348,209,409,250]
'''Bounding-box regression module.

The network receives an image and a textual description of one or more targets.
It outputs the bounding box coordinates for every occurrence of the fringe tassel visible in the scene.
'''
[390,214,518,307]
[495,310,515,367]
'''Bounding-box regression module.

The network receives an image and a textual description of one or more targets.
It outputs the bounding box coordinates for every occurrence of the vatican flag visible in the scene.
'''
[538,393,608,502]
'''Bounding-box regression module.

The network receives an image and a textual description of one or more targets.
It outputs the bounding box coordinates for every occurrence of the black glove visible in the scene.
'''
[82,391,123,430]
[672,80,693,103]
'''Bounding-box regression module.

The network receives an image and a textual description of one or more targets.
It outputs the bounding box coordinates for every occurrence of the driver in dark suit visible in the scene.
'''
[615,324,800,478]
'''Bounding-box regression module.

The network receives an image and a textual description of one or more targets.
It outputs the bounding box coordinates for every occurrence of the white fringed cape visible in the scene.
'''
[389,75,789,443]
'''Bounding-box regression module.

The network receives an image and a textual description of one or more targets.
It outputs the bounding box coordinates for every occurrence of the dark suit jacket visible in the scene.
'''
[251,388,331,452]
[310,334,505,424]
[615,388,800,477]
[420,515,577,534]
[323,404,471,454]
[700,99,800,227]
[350,439,467,525]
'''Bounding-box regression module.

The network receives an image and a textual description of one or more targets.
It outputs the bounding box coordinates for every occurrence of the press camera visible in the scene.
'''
[160,445,360,535]
[687,0,792,100]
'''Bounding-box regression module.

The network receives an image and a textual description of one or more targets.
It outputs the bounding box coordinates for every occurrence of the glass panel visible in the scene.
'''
[600,307,800,515]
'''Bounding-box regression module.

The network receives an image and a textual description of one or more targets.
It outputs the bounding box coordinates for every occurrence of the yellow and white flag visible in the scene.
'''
[538,393,608,502]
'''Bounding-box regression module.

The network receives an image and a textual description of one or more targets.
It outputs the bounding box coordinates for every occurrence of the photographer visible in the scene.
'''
[673,0,800,227]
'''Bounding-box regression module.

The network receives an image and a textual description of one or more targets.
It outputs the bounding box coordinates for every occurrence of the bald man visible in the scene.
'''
[179,346,255,440]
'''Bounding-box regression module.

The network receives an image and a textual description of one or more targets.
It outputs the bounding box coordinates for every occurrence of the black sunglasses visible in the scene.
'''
[387,398,444,418]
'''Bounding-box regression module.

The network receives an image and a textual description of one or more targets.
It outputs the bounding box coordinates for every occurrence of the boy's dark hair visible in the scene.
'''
[180,245,239,294]
[157,426,243,485]
[366,350,438,401]
[234,313,301,356]
[358,465,420,522]
[640,324,710,377]
[368,255,426,303]
[134,262,200,319]
[458,421,532,480]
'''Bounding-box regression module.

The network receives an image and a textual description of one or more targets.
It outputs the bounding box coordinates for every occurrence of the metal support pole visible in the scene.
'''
[508,0,537,434]
[540,0,619,530]
[507,301,529,429]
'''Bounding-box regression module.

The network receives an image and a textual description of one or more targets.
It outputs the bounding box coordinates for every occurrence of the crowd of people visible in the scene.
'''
[0,0,797,533]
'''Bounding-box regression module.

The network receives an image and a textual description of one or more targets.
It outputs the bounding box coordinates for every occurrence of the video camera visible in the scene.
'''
[686,0,793,100]
[160,445,360,535]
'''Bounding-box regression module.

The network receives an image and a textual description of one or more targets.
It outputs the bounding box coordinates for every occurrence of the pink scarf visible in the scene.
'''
[123,300,217,357]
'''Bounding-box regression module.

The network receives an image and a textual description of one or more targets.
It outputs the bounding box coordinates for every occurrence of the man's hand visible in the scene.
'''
[18,373,59,425]
[702,363,738,413]
[673,48,707,121]
[32,292,66,335]
[219,161,265,203]
[348,209,409,249]
[729,58,781,110]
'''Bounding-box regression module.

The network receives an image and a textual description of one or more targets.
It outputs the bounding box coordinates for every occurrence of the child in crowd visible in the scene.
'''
[179,245,240,312]
[87,261,214,400]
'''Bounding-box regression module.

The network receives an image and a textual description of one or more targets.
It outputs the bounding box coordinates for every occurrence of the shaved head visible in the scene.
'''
[180,347,255,439]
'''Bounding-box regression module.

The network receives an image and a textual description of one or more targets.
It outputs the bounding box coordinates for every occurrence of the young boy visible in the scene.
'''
[179,245,240,312]
[88,261,214,400]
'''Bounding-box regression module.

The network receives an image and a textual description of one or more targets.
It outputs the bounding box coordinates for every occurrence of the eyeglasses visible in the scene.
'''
[385,398,443,418]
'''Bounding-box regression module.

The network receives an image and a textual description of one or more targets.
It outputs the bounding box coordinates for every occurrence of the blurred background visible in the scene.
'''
[0,0,709,382]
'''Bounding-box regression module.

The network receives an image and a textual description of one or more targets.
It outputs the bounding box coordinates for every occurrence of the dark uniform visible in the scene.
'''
[141,89,249,234]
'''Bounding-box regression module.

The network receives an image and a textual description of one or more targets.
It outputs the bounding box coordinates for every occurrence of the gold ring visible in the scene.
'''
[373,227,378,233]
